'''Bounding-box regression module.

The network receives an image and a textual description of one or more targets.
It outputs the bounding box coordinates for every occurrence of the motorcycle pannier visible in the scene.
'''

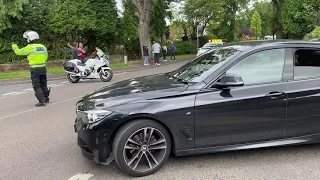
[63,62,75,72]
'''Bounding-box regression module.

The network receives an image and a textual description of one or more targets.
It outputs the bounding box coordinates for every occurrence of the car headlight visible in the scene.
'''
[83,110,112,124]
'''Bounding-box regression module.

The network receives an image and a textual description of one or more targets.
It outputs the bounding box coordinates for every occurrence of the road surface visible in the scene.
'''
[0,61,320,180]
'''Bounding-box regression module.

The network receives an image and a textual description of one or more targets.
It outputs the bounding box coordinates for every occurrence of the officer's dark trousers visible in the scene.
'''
[30,67,49,103]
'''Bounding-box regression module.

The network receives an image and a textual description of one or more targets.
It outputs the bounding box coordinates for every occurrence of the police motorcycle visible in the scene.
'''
[63,47,113,83]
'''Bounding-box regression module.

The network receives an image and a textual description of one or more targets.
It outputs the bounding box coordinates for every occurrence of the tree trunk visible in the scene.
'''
[273,0,284,39]
[133,0,152,60]
[229,1,237,41]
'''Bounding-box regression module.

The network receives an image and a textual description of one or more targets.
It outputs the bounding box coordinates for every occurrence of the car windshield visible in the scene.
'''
[168,47,239,83]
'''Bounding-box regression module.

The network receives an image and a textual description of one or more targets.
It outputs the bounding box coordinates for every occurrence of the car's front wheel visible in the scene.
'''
[113,120,171,177]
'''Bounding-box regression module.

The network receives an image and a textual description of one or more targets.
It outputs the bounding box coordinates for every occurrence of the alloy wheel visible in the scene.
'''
[123,127,167,172]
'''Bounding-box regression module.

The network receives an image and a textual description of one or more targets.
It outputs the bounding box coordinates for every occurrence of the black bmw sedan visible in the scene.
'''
[74,40,320,177]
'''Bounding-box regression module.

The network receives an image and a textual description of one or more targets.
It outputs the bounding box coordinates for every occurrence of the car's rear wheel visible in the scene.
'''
[113,120,171,177]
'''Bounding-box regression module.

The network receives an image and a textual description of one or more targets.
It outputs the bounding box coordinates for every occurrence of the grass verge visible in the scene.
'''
[0,63,129,80]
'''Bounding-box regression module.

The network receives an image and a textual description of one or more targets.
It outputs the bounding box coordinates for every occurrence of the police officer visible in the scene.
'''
[12,30,50,107]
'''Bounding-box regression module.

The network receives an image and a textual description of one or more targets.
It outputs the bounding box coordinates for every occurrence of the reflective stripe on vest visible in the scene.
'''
[30,63,45,68]
[29,46,47,57]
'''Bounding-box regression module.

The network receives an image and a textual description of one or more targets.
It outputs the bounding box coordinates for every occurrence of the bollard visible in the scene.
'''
[124,55,128,64]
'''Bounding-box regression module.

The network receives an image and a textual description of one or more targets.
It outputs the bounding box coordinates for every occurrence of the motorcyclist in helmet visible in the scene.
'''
[12,31,50,107]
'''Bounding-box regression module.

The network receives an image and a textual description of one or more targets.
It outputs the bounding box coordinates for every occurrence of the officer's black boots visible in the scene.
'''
[35,102,46,107]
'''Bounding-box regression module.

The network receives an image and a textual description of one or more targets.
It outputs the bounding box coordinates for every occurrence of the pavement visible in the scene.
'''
[1,60,320,180]
[0,58,193,86]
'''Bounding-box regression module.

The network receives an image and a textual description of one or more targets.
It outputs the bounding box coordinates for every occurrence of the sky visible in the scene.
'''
[115,0,123,13]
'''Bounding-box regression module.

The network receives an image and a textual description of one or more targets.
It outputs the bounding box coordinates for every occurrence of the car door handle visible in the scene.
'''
[265,92,285,99]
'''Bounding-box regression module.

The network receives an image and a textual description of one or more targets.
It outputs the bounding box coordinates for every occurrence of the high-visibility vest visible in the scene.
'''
[12,44,48,68]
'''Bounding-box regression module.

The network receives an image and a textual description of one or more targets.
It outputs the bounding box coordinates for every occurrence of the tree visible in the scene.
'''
[170,3,193,41]
[280,0,319,39]
[0,0,54,56]
[271,0,284,39]
[252,1,275,37]
[250,11,262,39]
[120,0,140,57]
[150,0,172,42]
[49,0,118,52]
[49,0,96,41]
[0,0,28,32]
[218,0,249,41]
[131,0,153,59]
[184,0,223,38]
[121,0,139,42]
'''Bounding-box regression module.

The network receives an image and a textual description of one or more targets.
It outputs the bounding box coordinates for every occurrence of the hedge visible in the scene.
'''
[0,51,26,64]
[173,41,197,55]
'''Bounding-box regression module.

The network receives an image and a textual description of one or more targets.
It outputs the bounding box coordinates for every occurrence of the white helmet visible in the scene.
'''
[23,30,39,43]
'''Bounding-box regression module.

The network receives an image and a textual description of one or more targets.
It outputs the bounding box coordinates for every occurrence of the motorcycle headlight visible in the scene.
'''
[83,110,112,124]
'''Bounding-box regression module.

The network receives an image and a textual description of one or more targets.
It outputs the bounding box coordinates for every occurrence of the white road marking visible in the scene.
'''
[1,82,67,97]
[0,95,83,121]
[2,92,21,96]
[114,72,126,76]
[23,88,33,91]
[68,173,93,180]
[48,84,63,87]
[61,81,69,84]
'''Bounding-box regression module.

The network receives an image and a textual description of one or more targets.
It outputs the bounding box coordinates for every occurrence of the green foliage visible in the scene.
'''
[120,0,140,58]
[174,41,197,55]
[0,51,25,64]
[218,0,250,41]
[250,11,262,39]
[308,26,320,39]
[150,0,171,41]
[121,0,139,42]
[49,0,94,36]
[252,1,275,36]
[0,0,28,32]
[235,1,273,38]
[198,34,218,47]
[281,0,319,39]
[185,0,223,37]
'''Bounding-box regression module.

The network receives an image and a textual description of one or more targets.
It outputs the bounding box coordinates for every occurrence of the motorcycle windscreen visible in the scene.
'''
[95,47,105,58]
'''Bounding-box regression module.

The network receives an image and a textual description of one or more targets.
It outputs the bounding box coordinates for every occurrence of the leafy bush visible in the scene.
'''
[173,41,197,55]
[307,26,320,39]
[0,51,26,64]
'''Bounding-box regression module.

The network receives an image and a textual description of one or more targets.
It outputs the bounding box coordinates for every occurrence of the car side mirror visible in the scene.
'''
[213,74,244,88]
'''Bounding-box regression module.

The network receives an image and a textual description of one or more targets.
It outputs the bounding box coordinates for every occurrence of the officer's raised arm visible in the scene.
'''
[12,44,33,56]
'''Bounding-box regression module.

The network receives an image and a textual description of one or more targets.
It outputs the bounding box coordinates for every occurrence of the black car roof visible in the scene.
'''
[220,39,320,51]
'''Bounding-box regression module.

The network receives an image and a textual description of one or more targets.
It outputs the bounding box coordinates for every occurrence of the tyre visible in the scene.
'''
[67,74,80,83]
[113,120,172,177]
[99,69,113,82]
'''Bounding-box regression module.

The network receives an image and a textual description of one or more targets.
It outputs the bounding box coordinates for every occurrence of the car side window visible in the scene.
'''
[294,49,320,80]
[226,49,285,85]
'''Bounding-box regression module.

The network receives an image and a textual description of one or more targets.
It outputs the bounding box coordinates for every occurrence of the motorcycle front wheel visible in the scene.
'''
[67,74,81,83]
[99,69,113,82]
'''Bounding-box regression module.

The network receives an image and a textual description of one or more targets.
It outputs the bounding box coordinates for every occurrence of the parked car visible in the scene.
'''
[197,42,223,56]
[74,39,320,177]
